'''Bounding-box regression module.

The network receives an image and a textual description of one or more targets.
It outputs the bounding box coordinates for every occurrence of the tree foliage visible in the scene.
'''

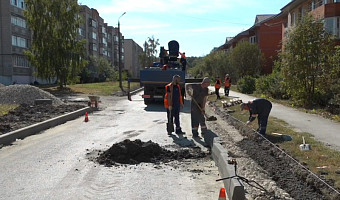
[189,50,236,80]
[24,0,87,87]
[139,36,160,68]
[229,42,263,78]
[279,14,335,106]
[80,56,116,83]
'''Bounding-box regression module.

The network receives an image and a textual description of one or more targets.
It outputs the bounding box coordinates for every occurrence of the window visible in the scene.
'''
[101,27,106,34]
[12,35,27,48]
[13,55,30,68]
[324,17,340,38]
[91,19,97,28]
[249,36,257,44]
[92,32,97,40]
[78,28,85,37]
[291,12,296,26]
[11,15,27,28]
[102,37,107,45]
[11,0,26,9]
[91,43,97,51]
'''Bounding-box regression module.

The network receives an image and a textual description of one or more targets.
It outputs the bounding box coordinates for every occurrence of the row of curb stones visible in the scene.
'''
[203,124,246,200]
[0,107,93,147]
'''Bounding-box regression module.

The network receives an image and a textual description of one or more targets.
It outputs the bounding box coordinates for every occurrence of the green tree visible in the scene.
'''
[203,50,236,79]
[89,56,117,82]
[229,42,263,78]
[24,0,87,88]
[139,36,160,68]
[280,14,335,106]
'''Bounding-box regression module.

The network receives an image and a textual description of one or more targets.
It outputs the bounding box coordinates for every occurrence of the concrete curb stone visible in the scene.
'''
[0,107,93,146]
[205,131,246,200]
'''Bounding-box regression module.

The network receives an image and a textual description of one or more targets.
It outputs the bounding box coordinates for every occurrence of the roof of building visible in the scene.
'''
[254,14,276,25]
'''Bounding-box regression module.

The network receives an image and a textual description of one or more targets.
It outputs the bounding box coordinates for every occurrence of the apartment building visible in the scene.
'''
[124,39,143,78]
[107,26,124,68]
[221,15,283,74]
[0,1,127,85]
[0,0,32,85]
[278,0,340,43]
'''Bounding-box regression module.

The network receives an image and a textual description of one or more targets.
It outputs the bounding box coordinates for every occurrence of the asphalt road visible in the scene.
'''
[214,87,340,151]
[0,93,223,200]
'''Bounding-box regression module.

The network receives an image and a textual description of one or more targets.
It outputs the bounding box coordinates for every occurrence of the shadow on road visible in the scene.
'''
[169,133,196,148]
[144,99,191,114]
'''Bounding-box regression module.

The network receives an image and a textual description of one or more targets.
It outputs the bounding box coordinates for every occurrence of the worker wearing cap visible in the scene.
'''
[240,98,272,135]
[185,77,210,138]
[164,75,184,135]
[224,74,231,96]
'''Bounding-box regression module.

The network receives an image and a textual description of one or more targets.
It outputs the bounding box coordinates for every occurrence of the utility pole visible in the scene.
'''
[118,12,126,92]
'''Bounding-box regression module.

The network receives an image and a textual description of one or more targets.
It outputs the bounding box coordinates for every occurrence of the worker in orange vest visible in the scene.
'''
[214,77,221,99]
[179,52,187,72]
[164,75,184,135]
[224,74,231,96]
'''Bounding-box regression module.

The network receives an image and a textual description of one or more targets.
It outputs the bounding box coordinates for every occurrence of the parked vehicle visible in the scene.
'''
[128,40,201,105]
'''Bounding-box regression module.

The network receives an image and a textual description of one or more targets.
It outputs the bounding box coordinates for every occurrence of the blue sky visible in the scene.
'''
[78,0,291,57]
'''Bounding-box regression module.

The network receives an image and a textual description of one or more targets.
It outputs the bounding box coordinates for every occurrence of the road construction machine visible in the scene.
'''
[128,40,201,105]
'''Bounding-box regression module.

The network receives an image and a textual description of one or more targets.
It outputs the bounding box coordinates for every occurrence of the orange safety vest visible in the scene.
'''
[224,78,231,87]
[164,83,183,108]
[179,52,186,59]
[215,79,221,89]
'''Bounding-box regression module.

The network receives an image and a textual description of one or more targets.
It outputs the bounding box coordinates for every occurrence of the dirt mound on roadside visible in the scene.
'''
[96,139,207,166]
[0,103,86,135]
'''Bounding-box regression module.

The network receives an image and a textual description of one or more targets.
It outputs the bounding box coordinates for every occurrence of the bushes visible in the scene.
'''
[256,72,288,99]
[237,76,256,94]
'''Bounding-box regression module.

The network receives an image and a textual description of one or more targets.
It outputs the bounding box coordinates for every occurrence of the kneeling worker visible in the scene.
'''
[164,75,184,135]
[241,98,272,135]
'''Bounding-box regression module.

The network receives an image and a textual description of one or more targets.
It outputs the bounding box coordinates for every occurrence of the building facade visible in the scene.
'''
[279,0,340,44]
[0,1,128,85]
[124,39,143,78]
[0,0,32,85]
[220,15,283,74]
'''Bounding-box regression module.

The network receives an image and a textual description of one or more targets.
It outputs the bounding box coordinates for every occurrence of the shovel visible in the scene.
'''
[191,96,217,121]
[299,136,311,151]
[166,109,174,134]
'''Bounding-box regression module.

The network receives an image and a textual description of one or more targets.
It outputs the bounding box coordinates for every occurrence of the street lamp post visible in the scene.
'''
[118,12,126,92]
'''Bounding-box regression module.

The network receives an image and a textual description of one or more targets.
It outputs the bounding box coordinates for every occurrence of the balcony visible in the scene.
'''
[313,3,340,18]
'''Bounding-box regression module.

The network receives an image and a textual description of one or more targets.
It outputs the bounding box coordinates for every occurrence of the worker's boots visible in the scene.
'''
[192,130,199,138]
[175,128,185,135]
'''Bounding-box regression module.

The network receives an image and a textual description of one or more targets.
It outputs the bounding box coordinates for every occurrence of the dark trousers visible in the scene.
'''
[191,106,206,134]
[215,88,220,99]
[167,107,181,131]
[257,115,269,135]
[224,87,230,96]
[257,106,272,135]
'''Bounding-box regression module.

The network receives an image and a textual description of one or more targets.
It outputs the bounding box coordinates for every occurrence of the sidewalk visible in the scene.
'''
[212,87,340,151]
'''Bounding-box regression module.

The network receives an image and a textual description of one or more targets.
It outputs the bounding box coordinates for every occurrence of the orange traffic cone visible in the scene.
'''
[84,112,89,122]
[218,188,226,200]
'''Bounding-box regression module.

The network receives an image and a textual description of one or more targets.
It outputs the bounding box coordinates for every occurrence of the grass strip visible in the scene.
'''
[209,95,340,189]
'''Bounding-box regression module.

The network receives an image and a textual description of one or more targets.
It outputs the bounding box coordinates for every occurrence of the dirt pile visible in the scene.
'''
[97,139,207,166]
[212,103,340,200]
[0,85,64,105]
[0,104,85,135]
